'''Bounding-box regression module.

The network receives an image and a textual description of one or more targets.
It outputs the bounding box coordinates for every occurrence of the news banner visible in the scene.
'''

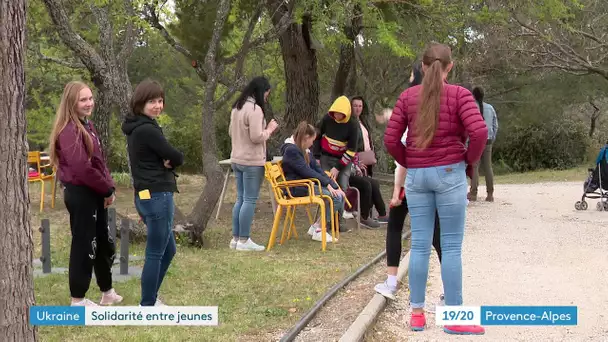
[30,305,577,326]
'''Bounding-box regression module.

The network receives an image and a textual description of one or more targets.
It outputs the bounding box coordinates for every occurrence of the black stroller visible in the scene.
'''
[575,145,608,211]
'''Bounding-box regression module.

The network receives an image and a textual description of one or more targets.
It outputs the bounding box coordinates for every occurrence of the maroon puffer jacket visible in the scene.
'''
[56,120,115,197]
[384,83,488,169]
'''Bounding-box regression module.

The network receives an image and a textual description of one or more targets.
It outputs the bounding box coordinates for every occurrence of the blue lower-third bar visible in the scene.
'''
[481,306,577,325]
[30,306,85,326]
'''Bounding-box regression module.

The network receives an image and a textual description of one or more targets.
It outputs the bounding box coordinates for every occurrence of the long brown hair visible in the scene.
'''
[49,81,94,167]
[416,43,452,148]
[293,121,316,164]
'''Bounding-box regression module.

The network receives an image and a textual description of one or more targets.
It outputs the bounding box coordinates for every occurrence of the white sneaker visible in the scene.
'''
[229,238,237,249]
[308,224,319,236]
[374,281,397,300]
[311,229,335,242]
[236,238,265,251]
[99,289,123,306]
[343,211,355,219]
[71,298,99,307]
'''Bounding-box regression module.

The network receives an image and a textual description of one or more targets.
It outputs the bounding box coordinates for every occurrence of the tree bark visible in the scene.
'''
[331,5,363,101]
[183,0,233,247]
[0,0,38,340]
[90,81,113,152]
[42,0,136,156]
[267,1,319,130]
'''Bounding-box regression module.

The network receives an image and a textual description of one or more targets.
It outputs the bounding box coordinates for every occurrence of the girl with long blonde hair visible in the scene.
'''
[49,81,122,307]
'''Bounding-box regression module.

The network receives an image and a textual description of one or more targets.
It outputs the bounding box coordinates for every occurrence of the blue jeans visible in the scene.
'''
[135,192,176,306]
[314,187,345,225]
[405,161,467,309]
[232,164,265,239]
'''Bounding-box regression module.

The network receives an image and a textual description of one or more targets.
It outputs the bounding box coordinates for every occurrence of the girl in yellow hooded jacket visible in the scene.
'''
[312,96,360,227]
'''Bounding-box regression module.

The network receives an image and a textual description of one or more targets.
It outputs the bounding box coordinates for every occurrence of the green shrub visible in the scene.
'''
[493,119,591,172]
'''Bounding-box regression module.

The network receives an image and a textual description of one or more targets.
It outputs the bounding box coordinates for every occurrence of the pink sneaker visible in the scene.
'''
[100,288,123,306]
[410,312,426,331]
[444,325,485,335]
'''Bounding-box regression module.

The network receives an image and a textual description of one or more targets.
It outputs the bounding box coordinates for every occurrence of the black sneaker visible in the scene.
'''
[361,218,381,229]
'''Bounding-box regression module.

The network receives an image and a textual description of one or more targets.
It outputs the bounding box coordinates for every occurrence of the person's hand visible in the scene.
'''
[104,193,116,208]
[163,160,172,169]
[329,167,339,180]
[466,164,473,179]
[327,185,345,198]
[389,196,402,208]
[354,165,363,177]
[266,119,279,133]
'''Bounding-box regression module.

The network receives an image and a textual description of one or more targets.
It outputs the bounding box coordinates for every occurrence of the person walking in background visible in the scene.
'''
[468,86,498,202]
[228,76,279,251]
[384,43,488,335]
[49,81,122,307]
[123,79,184,306]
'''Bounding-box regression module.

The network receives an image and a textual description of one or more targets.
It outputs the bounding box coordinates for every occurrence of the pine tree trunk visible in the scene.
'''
[0,0,38,340]
[277,14,320,131]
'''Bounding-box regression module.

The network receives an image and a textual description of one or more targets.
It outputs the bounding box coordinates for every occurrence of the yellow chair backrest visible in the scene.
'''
[28,151,41,164]
[28,151,42,174]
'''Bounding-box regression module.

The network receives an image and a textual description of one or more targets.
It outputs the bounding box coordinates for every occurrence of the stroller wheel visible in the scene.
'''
[575,201,582,210]
[581,201,588,210]
[597,202,604,211]
[603,202,608,211]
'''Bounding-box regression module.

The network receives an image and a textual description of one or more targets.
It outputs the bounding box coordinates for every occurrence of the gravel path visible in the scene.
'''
[368,182,608,341]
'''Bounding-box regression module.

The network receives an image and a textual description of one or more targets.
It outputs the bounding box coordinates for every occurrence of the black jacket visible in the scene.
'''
[121,114,184,193]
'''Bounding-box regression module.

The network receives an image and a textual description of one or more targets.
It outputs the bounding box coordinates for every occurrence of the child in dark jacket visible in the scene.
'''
[313,95,360,191]
[281,122,346,243]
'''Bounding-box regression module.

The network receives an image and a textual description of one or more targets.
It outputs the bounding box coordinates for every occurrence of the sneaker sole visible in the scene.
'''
[100,298,123,306]
[375,290,396,300]
[443,328,485,335]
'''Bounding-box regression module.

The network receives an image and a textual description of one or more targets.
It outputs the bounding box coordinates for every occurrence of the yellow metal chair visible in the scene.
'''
[28,151,57,213]
[264,162,339,251]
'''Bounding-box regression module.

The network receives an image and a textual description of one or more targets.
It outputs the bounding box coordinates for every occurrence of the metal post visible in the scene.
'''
[39,219,51,274]
[120,218,130,275]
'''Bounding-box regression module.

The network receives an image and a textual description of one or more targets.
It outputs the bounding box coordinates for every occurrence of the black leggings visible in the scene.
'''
[348,175,387,220]
[64,184,116,298]
[386,198,441,267]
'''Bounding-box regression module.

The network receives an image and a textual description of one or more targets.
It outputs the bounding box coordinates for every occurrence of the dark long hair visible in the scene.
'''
[232,76,271,115]
[472,86,485,117]
[410,61,423,87]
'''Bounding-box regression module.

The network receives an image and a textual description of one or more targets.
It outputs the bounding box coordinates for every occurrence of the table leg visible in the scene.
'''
[216,167,231,220]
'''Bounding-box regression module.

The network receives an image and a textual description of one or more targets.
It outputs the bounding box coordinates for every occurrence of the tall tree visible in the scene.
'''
[0,0,37,340]
[498,0,608,80]
[145,0,289,245]
[266,0,319,132]
[41,0,137,152]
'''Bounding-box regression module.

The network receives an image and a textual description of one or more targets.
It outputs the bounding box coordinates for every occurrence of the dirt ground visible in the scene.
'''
[367,182,608,341]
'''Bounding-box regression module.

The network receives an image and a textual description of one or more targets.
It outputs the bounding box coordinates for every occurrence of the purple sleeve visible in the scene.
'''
[58,125,114,196]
